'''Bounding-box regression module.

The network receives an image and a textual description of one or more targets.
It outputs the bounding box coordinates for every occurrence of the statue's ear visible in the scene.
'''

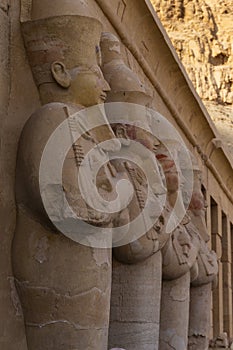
[51,62,71,88]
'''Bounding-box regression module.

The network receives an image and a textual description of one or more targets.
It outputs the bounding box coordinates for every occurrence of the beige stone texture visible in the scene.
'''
[0,0,10,13]
[0,1,33,349]
[158,150,200,350]
[101,31,164,350]
[109,254,162,350]
[189,283,212,350]
[159,273,191,350]
[12,12,120,350]
[0,0,233,348]
[186,163,218,350]
[13,210,112,350]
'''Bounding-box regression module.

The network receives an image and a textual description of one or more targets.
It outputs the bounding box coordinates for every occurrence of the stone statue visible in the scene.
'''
[182,155,218,350]
[12,15,121,350]
[101,32,166,350]
[156,145,200,350]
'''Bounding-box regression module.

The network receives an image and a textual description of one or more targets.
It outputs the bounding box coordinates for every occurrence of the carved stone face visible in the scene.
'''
[156,153,184,195]
[189,172,206,216]
[163,167,185,194]
[189,191,206,214]
[69,65,110,106]
[182,168,210,242]
[115,123,159,152]
[165,170,180,193]
[127,125,159,151]
[176,230,192,257]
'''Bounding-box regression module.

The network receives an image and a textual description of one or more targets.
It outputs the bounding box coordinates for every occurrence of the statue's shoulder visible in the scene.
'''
[16,102,79,190]
[23,102,75,133]
[19,102,83,148]
[15,102,83,219]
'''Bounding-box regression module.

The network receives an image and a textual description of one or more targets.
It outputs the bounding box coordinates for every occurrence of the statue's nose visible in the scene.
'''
[101,77,111,92]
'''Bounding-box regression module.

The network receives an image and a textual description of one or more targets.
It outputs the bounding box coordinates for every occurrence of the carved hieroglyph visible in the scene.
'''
[12,15,120,350]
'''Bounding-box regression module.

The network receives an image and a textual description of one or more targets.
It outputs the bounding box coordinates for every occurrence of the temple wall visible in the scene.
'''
[0,1,40,349]
[0,0,232,348]
[0,1,25,349]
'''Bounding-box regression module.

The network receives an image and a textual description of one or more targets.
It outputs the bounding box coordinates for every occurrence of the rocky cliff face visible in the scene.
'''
[151,0,233,158]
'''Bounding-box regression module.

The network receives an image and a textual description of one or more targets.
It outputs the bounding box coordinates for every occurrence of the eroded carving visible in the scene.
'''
[157,145,199,350]
[101,32,165,350]
[184,155,218,350]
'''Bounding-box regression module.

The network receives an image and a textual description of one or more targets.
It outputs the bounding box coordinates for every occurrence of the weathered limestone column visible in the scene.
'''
[189,283,212,350]
[0,2,11,345]
[188,241,218,350]
[212,204,224,337]
[160,273,191,350]
[157,147,199,350]
[101,32,164,350]
[221,216,233,337]
[186,159,218,350]
[12,15,118,350]
[13,214,112,350]
[110,255,162,350]
[0,2,28,349]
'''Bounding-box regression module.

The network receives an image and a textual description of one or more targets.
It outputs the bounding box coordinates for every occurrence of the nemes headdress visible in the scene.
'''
[21,15,103,86]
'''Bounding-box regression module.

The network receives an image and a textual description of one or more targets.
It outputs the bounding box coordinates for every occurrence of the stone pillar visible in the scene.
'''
[188,283,212,350]
[158,219,199,350]
[12,14,116,350]
[109,253,162,350]
[159,273,191,350]
[188,240,218,350]
[206,191,214,339]
[0,2,28,349]
[222,216,233,337]
[183,159,219,350]
[13,210,112,350]
[211,202,224,336]
[0,1,11,344]
[158,149,200,350]
[101,31,165,350]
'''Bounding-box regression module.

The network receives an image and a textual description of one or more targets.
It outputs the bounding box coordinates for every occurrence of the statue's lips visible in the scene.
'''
[100,93,107,101]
